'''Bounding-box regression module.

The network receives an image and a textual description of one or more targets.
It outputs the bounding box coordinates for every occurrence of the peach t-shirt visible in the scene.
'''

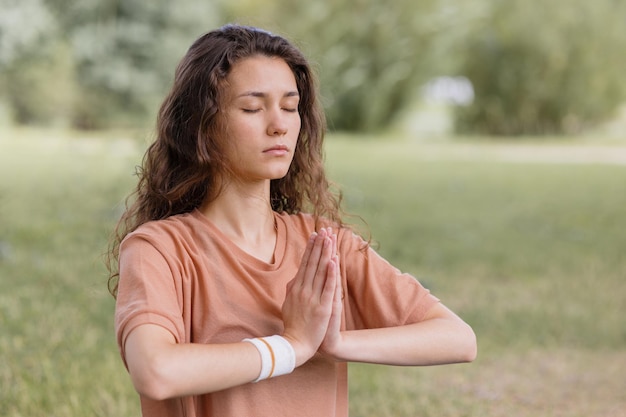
[115,210,439,417]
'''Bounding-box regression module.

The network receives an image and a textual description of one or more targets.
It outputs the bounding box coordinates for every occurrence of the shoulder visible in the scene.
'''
[121,211,203,252]
[130,211,198,238]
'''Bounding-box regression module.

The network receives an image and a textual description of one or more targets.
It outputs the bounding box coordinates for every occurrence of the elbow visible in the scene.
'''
[459,322,478,363]
[134,378,171,402]
[128,354,176,401]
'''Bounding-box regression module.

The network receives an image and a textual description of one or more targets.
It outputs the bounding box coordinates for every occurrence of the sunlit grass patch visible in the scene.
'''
[349,350,626,417]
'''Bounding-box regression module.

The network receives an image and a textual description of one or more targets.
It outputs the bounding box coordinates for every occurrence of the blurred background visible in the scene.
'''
[2,0,626,135]
[1,1,626,416]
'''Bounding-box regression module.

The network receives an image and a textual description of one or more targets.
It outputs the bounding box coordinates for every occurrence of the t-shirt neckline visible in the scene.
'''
[191,209,287,271]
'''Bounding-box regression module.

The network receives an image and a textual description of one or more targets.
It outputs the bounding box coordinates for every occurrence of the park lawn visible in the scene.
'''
[1,129,624,416]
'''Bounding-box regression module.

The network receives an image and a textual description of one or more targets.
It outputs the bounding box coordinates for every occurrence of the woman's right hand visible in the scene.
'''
[281,228,338,366]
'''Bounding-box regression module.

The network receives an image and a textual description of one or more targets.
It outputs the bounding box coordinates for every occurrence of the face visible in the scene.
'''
[219,55,301,183]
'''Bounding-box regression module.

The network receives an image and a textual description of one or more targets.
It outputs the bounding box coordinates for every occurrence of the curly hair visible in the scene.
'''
[107,25,344,296]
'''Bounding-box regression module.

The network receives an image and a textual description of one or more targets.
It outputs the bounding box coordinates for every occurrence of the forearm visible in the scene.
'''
[125,326,263,400]
[336,321,475,365]
[326,312,477,366]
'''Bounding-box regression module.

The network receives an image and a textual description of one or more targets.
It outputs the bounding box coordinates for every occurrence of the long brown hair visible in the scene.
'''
[107,25,343,296]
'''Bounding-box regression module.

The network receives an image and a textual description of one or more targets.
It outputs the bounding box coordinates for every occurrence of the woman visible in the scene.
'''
[108,24,476,417]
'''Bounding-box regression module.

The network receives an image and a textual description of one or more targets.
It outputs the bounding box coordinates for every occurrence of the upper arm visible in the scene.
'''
[337,229,440,329]
[422,302,462,322]
[123,324,177,396]
[115,234,185,363]
[125,323,177,363]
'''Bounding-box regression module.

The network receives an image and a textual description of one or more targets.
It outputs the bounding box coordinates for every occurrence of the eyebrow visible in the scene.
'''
[236,91,300,98]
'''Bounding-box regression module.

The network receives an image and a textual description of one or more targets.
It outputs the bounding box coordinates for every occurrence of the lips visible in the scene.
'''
[263,144,289,153]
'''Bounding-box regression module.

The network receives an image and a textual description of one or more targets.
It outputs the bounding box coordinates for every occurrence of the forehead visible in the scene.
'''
[225,55,298,96]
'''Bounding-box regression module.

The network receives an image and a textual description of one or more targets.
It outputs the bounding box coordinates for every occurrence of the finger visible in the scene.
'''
[328,260,344,332]
[293,232,317,289]
[329,252,342,313]
[329,230,340,282]
[330,255,344,326]
[302,228,328,291]
[310,233,334,296]
[320,257,337,306]
[332,255,343,305]
[328,227,337,256]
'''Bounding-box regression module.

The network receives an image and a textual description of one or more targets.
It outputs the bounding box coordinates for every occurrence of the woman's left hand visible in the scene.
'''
[318,232,344,359]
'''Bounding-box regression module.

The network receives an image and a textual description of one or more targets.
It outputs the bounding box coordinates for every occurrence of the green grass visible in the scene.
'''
[1,129,625,416]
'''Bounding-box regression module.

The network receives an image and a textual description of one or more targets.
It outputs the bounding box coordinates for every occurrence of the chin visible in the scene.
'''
[270,172,290,180]
[268,165,292,180]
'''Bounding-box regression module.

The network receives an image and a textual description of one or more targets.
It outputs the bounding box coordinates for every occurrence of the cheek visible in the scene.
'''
[293,116,302,135]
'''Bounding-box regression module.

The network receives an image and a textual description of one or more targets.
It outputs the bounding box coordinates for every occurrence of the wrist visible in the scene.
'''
[280,334,317,367]
[243,335,296,382]
[319,332,347,362]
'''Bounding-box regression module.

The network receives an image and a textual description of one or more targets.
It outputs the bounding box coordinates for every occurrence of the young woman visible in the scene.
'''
[108,24,476,417]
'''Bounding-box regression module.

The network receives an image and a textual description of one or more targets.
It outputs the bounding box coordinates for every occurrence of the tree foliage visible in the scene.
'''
[1,0,463,131]
[224,0,464,132]
[1,0,624,134]
[0,0,69,125]
[454,0,626,136]
[1,0,220,128]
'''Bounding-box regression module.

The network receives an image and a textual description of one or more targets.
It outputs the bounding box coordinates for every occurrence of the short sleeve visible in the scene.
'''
[338,230,439,331]
[114,234,185,367]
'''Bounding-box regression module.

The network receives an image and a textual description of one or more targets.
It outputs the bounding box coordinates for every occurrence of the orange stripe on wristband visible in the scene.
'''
[258,338,276,378]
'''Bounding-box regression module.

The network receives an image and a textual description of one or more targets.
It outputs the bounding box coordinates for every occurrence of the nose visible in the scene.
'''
[267,108,288,136]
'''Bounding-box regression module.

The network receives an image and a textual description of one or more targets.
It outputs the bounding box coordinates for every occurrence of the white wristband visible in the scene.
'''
[243,335,296,382]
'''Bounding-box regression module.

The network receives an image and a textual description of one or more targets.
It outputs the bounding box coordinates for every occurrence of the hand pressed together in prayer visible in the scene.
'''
[281,227,343,366]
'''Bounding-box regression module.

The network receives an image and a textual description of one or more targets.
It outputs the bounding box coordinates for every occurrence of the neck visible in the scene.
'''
[200,180,275,245]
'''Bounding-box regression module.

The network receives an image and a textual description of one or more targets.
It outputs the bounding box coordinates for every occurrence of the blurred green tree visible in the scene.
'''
[45,0,221,129]
[0,0,74,125]
[4,0,623,134]
[0,0,220,129]
[454,0,626,136]
[223,0,466,132]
